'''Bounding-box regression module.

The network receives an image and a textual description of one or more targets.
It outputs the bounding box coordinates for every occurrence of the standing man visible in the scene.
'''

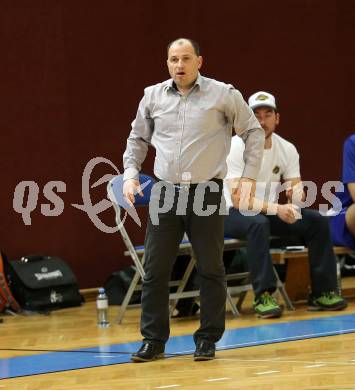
[123,38,264,362]
[224,91,347,319]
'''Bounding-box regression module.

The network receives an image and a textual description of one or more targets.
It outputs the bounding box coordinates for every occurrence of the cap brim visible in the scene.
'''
[250,103,277,111]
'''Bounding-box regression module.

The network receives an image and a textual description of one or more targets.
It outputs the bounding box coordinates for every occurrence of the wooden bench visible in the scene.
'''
[270,246,354,301]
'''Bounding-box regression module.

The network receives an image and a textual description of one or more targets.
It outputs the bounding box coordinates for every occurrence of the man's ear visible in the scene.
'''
[275,112,280,125]
[198,56,203,69]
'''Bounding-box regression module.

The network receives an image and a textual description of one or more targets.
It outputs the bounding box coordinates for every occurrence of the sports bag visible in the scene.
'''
[4,255,84,312]
[104,266,141,305]
[0,252,21,313]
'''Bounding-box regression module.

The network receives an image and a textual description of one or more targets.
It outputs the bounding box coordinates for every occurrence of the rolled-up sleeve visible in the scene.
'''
[123,94,154,181]
[226,88,265,180]
[241,127,265,179]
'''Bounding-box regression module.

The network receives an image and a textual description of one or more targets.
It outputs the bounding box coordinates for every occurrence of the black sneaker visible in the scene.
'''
[131,342,165,362]
[194,339,215,361]
[253,292,283,319]
[308,291,347,311]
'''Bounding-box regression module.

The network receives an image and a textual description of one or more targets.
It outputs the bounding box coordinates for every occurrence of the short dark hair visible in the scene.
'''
[253,106,278,114]
[167,38,200,56]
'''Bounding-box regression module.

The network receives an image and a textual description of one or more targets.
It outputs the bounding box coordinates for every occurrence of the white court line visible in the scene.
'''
[155,385,181,389]
[219,328,355,350]
[94,355,118,358]
[255,370,280,375]
[205,377,231,382]
[216,357,355,366]
[172,349,194,354]
[168,328,355,357]
[304,363,327,368]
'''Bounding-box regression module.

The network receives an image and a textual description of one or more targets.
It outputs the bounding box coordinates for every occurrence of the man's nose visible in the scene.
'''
[177,59,184,67]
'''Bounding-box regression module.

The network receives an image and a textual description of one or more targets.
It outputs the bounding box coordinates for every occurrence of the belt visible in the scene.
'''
[157,178,223,191]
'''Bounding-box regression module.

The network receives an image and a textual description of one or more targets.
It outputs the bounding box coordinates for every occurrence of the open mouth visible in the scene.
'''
[176,71,185,76]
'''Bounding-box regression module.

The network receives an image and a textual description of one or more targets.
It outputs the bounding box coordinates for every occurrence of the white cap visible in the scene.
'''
[248,91,277,111]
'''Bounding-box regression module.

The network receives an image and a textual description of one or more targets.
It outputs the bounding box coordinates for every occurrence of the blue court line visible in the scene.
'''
[1,313,355,379]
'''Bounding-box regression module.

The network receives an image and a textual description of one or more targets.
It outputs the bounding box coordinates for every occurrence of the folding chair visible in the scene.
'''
[107,174,200,323]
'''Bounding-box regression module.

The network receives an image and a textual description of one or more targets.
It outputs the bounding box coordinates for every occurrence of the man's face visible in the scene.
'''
[254,107,280,139]
[167,40,202,91]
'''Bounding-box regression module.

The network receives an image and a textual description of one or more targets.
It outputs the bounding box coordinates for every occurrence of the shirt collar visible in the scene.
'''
[164,72,205,93]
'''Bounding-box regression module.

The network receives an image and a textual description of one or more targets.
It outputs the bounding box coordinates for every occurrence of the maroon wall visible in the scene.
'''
[1,0,354,287]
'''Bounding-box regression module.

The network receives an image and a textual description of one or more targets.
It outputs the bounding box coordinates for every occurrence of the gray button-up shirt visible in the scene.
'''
[123,74,264,183]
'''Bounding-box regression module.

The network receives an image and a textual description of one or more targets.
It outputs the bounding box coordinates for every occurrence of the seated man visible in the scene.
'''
[329,135,355,250]
[224,91,347,318]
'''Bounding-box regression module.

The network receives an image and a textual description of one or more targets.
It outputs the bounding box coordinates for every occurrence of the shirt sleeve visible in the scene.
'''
[343,135,355,184]
[225,136,245,180]
[283,143,301,180]
[123,94,154,181]
[225,87,265,180]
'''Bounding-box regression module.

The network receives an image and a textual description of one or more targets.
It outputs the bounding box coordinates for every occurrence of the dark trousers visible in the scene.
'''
[224,208,338,297]
[141,181,226,345]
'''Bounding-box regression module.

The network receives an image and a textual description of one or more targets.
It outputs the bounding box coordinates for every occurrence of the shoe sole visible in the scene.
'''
[256,313,282,319]
[131,353,165,363]
[255,309,283,319]
[307,303,348,312]
[193,356,215,361]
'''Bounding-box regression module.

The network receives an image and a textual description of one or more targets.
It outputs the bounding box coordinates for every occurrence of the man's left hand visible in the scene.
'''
[231,177,256,209]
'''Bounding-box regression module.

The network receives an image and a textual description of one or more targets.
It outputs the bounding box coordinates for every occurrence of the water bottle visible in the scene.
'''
[96,287,109,328]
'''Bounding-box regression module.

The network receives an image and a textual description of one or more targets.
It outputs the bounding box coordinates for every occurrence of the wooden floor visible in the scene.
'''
[1,279,355,389]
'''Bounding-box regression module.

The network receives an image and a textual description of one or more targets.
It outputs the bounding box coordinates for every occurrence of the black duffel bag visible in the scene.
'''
[104,266,141,305]
[4,255,84,312]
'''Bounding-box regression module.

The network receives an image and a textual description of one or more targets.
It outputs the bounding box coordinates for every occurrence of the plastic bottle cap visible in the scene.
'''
[98,287,105,294]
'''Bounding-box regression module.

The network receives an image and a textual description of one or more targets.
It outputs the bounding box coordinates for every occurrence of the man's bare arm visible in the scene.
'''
[227,178,300,224]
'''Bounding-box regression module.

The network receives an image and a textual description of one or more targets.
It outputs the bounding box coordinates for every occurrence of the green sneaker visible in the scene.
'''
[253,292,283,318]
[308,291,347,311]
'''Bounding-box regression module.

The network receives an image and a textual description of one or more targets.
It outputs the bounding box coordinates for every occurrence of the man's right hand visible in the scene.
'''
[123,179,143,207]
[276,203,301,224]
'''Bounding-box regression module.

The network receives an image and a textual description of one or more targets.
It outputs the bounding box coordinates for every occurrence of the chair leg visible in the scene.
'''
[120,228,145,278]
[236,290,248,311]
[169,255,197,317]
[115,269,142,324]
[226,289,241,316]
[273,266,295,310]
[336,255,342,294]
